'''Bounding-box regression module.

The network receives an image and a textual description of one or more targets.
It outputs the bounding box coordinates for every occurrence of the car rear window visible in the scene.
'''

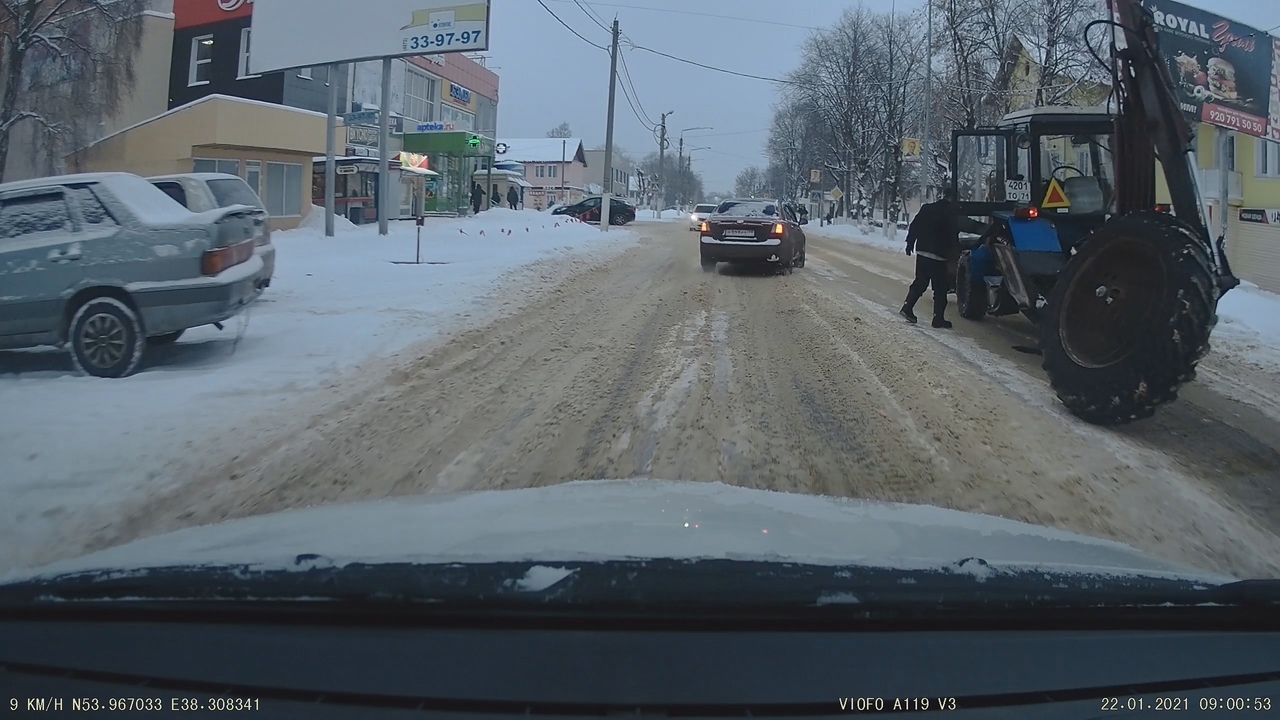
[0,192,71,239]
[207,178,264,210]
[715,201,776,217]
[695,204,716,213]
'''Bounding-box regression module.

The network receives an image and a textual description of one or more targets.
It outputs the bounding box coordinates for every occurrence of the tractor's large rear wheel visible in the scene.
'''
[1041,212,1218,425]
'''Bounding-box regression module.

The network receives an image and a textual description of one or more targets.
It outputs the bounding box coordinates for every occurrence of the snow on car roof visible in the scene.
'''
[100,174,205,225]
[0,172,136,193]
[0,172,196,225]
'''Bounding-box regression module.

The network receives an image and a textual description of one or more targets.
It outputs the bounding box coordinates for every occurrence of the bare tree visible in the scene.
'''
[546,122,573,138]
[788,5,882,217]
[733,166,766,198]
[764,91,826,203]
[870,9,927,219]
[0,0,145,181]
[1019,0,1107,106]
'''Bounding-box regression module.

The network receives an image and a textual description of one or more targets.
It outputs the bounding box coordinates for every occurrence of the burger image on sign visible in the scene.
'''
[1207,57,1239,100]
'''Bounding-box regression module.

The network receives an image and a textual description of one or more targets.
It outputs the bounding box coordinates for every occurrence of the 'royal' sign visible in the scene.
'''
[176,0,255,30]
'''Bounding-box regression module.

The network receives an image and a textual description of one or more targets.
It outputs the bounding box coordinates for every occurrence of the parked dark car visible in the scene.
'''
[699,198,807,273]
[551,196,636,225]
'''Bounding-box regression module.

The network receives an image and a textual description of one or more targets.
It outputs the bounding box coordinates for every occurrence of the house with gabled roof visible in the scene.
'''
[491,137,588,208]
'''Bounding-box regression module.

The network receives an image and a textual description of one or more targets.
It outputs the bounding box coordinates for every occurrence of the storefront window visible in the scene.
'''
[194,158,240,176]
[404,67,437,123]
[266,162,304,217]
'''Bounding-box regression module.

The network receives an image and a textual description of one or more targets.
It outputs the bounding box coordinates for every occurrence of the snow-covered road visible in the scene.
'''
[0,208,642,572]
[4,215,1279,580]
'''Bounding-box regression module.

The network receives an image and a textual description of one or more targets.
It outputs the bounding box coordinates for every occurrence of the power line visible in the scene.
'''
[617,50,656,128]
[547,0,822,31]
[617,69,657,131]
[572,0,610,32]
[621,38,799,85]
[685,128,771,138]
[536,0,608,51]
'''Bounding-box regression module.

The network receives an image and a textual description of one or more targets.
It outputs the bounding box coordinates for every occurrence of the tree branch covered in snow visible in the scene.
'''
[0,0,145,181]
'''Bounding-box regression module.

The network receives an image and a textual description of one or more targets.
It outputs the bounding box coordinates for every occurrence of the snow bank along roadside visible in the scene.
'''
[0,207,643,573]
[808,224,1280,373]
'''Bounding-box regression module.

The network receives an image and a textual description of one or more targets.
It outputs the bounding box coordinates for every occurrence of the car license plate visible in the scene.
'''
[724,229,756,237]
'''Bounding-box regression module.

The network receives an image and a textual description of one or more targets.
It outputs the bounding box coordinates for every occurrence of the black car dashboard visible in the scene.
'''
[3,616,1278,719]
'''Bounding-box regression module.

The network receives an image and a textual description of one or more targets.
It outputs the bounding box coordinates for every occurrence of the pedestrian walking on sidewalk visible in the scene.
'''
[470,183,486,215]
[507,186,519,210]
[901,188,985,328]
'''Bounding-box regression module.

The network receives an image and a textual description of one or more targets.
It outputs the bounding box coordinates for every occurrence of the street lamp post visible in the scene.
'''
[684,146,709,205]
[677,127,711,210]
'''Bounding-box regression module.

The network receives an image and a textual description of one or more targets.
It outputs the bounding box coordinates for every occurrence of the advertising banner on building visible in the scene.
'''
[250,0,491,74]
[1140,0,1275,138]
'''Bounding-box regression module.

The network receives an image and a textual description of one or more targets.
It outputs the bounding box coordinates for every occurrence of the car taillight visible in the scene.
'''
[1014,206,1040,219]
[700,221,709,233]
[201,239,255,276]
[771,223,784,236]
[1155,204,1171,213]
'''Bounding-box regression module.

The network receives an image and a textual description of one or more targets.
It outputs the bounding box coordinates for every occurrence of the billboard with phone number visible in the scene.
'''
[1140,0,1278,139]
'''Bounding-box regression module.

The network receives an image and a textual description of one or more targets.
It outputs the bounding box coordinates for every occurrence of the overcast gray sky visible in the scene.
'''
[487,0,1277,192]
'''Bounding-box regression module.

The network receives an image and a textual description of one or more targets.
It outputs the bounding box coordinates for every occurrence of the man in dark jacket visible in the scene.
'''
[470,183,486,215]
[507,186,519,210]
[901,188,984,328]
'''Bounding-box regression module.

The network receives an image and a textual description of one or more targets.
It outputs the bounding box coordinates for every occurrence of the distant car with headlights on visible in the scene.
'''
[0,172,263,377]
[688,203,717,231]
[699,198,807,273]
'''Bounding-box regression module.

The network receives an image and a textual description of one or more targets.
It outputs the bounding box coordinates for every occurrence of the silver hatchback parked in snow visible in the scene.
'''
[0,172,265,378]
[148,172,274,288]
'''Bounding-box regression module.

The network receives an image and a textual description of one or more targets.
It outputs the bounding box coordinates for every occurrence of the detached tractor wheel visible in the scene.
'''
[1041,212,1218,425]
[956,252,986,321]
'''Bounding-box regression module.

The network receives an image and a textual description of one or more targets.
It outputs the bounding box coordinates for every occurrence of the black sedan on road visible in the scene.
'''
[551,196,636,225]
[699,198,807,272]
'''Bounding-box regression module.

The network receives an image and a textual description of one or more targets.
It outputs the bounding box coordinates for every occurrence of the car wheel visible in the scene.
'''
[69,297,145,378]
[795,243,806,268]
[147,330,185,346]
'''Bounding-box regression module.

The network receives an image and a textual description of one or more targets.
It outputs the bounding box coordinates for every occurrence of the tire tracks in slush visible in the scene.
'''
[61,223,1280,579]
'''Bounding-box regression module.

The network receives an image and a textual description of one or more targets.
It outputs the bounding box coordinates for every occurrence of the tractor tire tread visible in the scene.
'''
[1040,211,1219,426]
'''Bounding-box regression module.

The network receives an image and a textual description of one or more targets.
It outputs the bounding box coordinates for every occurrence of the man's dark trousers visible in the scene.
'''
[904,255,949,321]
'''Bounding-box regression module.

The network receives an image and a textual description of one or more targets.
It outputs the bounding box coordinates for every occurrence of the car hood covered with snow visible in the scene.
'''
[3,480,1234,584]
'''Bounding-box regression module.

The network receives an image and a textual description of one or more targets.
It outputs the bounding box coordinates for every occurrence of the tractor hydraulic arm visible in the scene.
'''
[1108,0,1239,292]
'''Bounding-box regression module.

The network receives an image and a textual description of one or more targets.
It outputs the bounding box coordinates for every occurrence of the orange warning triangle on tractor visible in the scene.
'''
[1041,178,1071,209]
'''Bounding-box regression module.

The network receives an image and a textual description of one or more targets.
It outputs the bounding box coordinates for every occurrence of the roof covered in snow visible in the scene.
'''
[494,138,588,165]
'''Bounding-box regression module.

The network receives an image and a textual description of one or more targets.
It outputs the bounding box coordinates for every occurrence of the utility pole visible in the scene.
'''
[657,111,672,211]
[676,135,684,209]
[922,0,933,205]
[378,58,391,236]
[601,18,620,231]
[324,63,337,237]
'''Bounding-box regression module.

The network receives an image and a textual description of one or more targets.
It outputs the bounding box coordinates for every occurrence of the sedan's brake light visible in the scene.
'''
[771,223,784,236]
[201,239,255,276]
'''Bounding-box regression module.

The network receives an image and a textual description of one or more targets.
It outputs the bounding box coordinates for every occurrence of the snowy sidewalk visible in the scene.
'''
[0,206,641,572]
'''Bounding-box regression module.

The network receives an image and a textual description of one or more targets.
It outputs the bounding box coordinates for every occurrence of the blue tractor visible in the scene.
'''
[945,0,1239,425]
